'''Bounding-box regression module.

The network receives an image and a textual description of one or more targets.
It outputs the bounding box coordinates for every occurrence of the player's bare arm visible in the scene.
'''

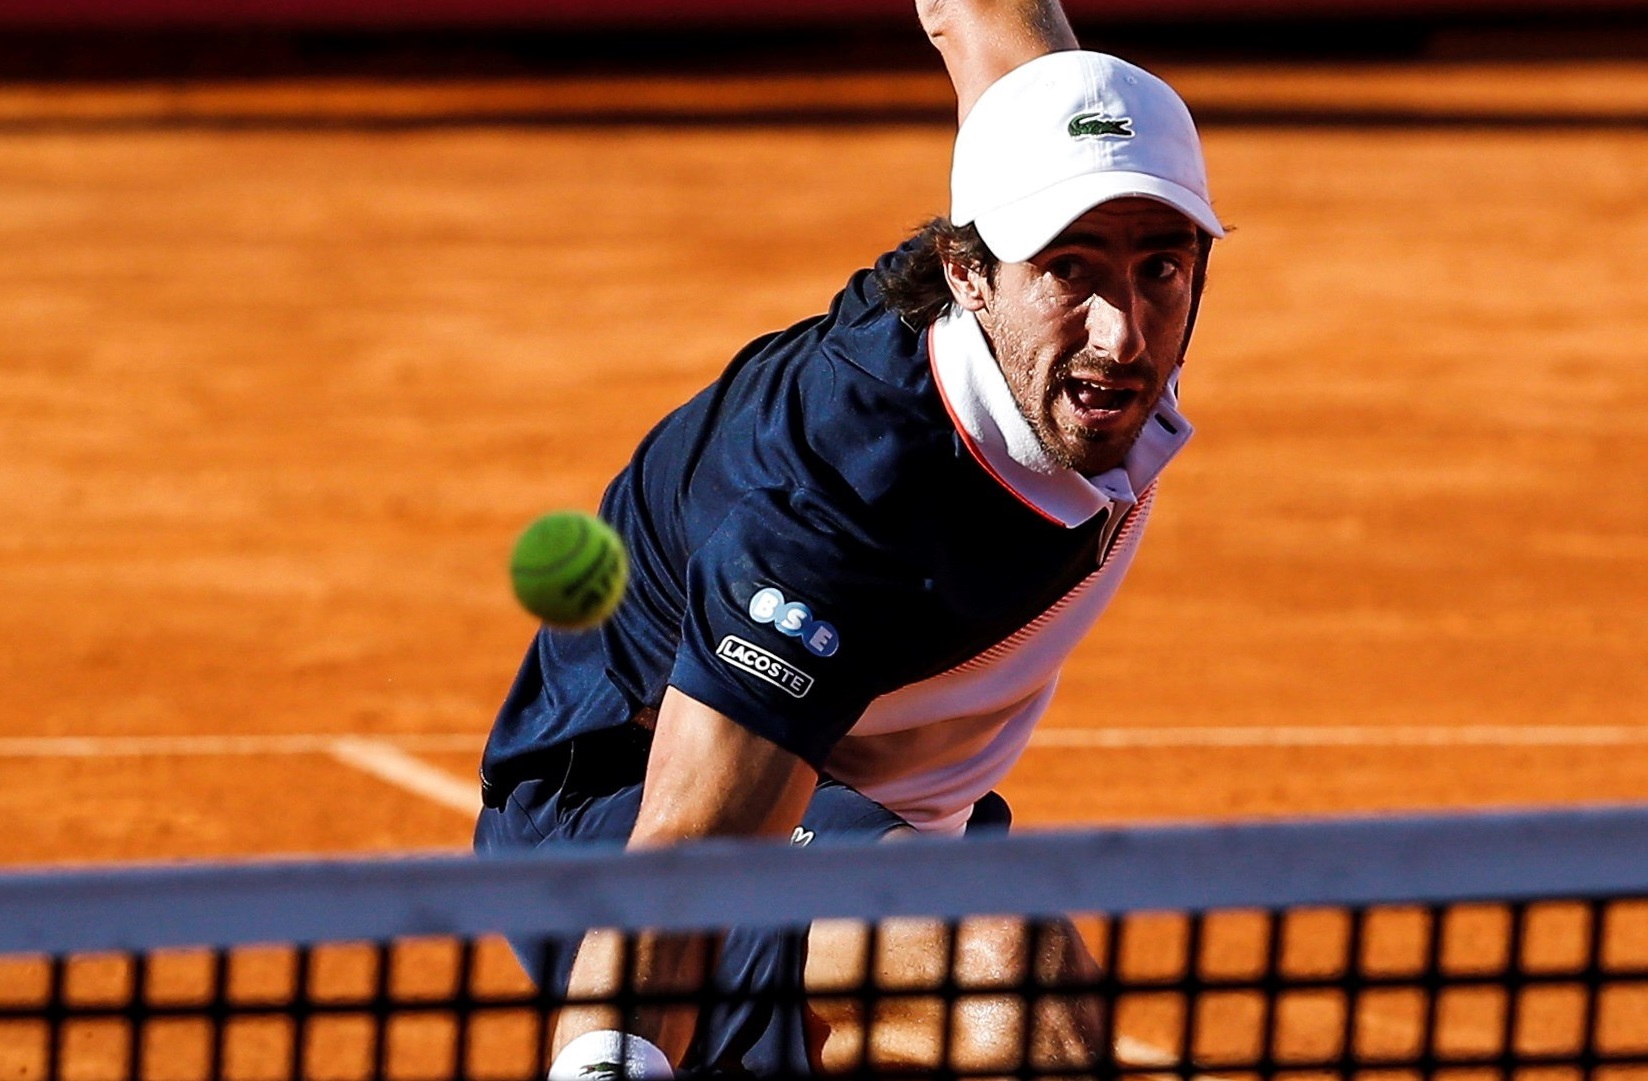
[917,0,1079,120]
[552,688,818,1066]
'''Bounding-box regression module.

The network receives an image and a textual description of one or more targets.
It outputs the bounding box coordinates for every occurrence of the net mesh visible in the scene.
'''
[5,808,1648,1080]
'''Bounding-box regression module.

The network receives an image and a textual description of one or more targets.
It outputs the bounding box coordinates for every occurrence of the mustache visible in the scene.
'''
[1050,352,1147,385]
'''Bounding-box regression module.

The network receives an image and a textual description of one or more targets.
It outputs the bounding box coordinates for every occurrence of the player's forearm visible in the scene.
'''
[917,0,1080,121]
[555,690,819,1070]
[555,927,715,1066]
[629,687,818,845]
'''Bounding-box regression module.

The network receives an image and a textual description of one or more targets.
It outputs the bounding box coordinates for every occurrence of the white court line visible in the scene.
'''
[5,725,1648,761]
[0,733,478,757]
[0,732,482,818]
[3,726,1644,821]
[326,736,480,816]
[1027,725,1648,748]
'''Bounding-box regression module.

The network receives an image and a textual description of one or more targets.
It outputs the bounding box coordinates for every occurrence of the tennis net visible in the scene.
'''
[4,804,1648,1080]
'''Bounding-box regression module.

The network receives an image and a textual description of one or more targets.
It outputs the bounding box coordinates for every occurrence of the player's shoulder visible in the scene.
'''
[796,251,963,509]
[818,241,951,413]
[654,241,970,529]
[819,238,928,378]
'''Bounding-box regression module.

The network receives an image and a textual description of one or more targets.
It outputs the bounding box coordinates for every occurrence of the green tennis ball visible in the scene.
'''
[509,511,628,629]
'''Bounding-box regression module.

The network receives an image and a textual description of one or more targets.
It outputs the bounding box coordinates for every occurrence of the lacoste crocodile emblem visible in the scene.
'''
[1067,112,1134,138]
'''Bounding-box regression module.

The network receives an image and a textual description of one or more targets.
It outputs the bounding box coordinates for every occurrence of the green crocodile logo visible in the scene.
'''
[1067,112,1134,139]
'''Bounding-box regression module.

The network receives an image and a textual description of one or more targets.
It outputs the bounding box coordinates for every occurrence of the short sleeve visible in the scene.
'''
[668,487,931,771]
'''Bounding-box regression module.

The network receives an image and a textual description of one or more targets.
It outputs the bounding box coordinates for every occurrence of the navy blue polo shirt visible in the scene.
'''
[481,245,1118,791]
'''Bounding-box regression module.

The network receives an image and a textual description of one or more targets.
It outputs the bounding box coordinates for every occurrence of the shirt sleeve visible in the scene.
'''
[667,486,931,771]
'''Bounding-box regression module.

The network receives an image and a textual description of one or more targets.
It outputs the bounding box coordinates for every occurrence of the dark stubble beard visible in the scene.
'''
[995,328,1141,475]
[990,319,1080,471]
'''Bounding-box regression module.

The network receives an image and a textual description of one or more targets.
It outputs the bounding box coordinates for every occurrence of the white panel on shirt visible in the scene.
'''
[820,309,1191,836]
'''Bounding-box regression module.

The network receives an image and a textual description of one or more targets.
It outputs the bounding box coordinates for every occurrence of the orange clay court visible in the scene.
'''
[1,57,1646,868]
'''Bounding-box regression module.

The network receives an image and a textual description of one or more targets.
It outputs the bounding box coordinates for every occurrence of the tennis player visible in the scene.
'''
[475,0,1225,1075]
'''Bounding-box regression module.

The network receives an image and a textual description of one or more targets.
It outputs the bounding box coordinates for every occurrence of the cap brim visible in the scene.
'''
[973,171,1226,263]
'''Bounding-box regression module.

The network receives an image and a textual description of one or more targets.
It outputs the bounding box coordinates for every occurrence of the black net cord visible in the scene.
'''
[289,944,314,1081]
[370,939,393,1080]
[1255,907,1283,1081]
[852,920,883,1080]
[1335,906,1369,1078]
[938,916,962,1081]
[1579,898,1607,1081]
[1096,913,1123,1081]
[207,947,229,1081]
[532,955,555,1080]
[1418,902,1446,1081]
[1177,912,1205,1081]
[450,936,477,1079]
[45,954,65,1081]
[1013,918,1038,1080]
[783,926,810,1079]
[127,951,147,1081]
[1498,901,1530,1075]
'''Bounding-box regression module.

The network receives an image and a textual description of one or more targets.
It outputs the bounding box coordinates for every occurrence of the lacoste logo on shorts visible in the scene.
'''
[747,586,840,658]
[1067,111,1134,139]
[790,827,815,846]
[716,636,815,698]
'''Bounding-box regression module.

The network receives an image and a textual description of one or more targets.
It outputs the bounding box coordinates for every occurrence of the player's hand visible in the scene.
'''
[917,0,1080,121]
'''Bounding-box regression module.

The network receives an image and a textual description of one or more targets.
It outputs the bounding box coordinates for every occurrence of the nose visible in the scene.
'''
[1085,287,1146,365]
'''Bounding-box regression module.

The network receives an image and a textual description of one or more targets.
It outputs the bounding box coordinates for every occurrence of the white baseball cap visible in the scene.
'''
[950,51,1225,263]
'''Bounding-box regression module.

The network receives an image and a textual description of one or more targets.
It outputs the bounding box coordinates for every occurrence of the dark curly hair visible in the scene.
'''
[875,216,998,329]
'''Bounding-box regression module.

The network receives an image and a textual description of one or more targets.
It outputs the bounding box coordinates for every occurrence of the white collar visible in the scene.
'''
[929,307,1193,528]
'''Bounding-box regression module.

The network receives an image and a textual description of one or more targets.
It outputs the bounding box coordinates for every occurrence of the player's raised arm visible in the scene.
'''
[916,0,1080,121]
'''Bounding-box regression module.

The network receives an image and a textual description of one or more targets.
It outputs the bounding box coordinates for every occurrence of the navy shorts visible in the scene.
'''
[474,724,1013,1076]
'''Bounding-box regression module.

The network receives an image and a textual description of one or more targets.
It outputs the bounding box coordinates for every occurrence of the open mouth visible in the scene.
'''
[1062,377,1139,419]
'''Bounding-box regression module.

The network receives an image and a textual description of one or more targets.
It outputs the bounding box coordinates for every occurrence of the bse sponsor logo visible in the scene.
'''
[790,827,815,847]
[747,586,840,658]
[716,636,815,699]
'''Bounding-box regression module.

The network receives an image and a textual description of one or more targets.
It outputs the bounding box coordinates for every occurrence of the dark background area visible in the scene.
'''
[1,5,1647,81]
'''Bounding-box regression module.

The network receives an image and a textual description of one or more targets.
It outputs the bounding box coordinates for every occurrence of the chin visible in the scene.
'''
[1049,439,1121,477]
[1045,406,1148,477]
[1054,428,1135,477]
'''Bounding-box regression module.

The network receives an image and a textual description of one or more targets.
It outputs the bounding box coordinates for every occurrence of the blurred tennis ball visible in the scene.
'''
[508,511,628,629]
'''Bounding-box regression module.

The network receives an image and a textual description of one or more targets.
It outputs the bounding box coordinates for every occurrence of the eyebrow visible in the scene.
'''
[1049,227,1201,253]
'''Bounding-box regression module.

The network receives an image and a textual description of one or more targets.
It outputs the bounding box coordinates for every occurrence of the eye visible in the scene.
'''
[1141,254,1186,282]
[1045,254,1085,282]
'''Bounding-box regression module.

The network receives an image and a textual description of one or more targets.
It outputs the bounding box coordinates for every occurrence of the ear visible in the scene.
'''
[941,256,991,313]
